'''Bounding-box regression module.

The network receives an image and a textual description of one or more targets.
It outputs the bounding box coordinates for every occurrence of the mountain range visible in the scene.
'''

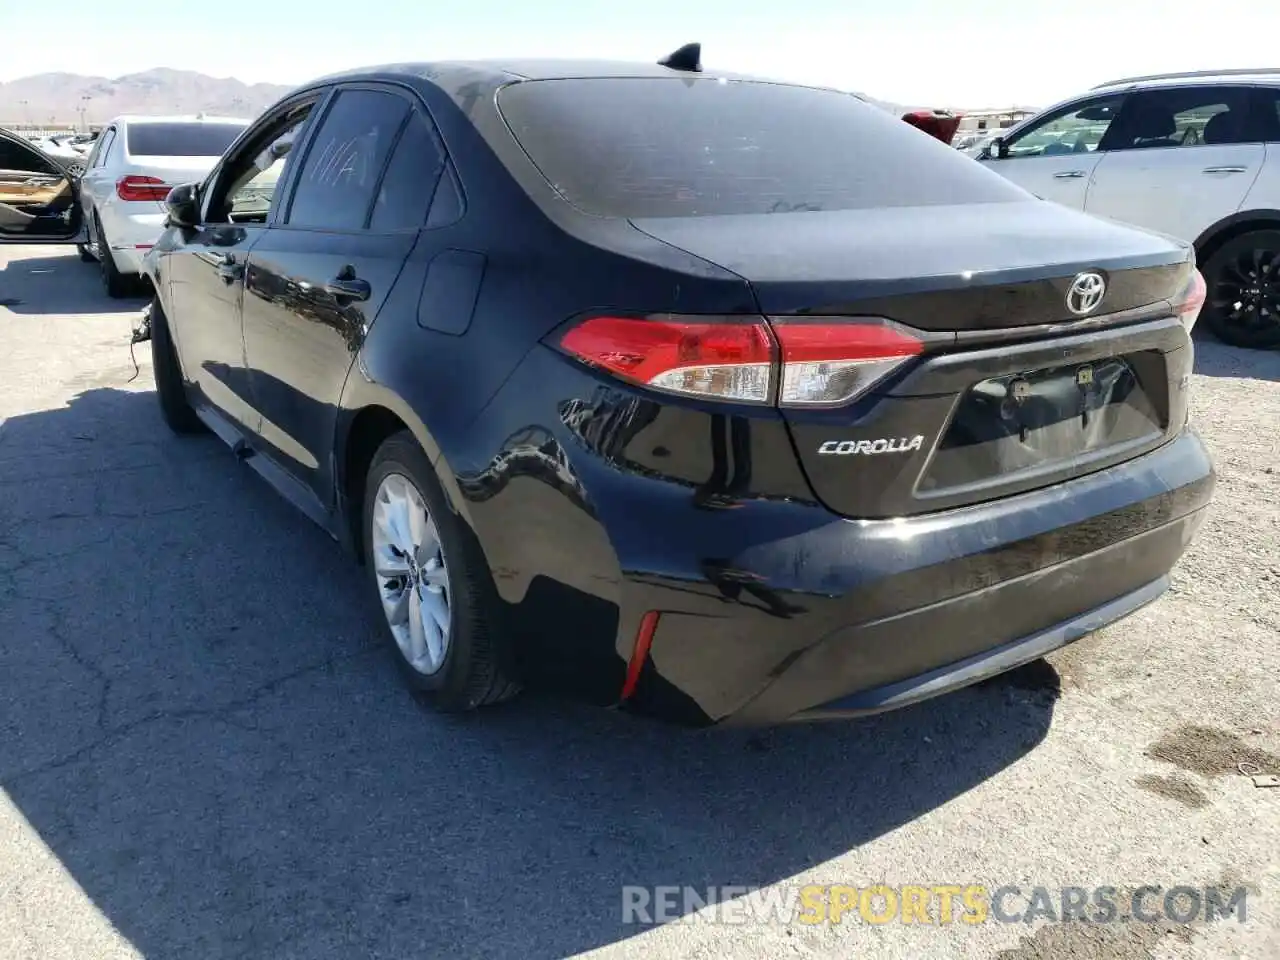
[0,69,295,125]
[0,67,975,128]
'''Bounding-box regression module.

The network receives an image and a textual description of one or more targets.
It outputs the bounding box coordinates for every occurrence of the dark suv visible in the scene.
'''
[11,52,1214,726]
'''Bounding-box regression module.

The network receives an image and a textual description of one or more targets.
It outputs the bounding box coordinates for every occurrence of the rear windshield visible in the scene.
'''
[497,78,1027,218]
[126,122,246,158]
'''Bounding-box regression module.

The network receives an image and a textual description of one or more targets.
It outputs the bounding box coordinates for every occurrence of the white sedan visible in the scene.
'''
[78,115,248,296]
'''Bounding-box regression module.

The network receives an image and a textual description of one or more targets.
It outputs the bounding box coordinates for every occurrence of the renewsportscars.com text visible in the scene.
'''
[621,884,1249,926]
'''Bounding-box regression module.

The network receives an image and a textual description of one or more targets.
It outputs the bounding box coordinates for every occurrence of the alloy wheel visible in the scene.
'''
[1209,242,1280,338]
[370,473,452,675]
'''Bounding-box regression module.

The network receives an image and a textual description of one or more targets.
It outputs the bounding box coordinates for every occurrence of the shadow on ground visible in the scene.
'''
[0,386,1061,959]
[0,250,150,315]
[1192,328,1280,380]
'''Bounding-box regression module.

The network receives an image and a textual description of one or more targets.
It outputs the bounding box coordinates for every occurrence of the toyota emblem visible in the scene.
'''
[1066,272,1106,316]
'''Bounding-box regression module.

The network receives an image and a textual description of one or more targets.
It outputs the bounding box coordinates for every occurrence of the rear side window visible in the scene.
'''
[369,113,446,231]
[126,122,246,157]
[287,89,409,230]
[1251,87,1280,142]
[497,78,1027,218]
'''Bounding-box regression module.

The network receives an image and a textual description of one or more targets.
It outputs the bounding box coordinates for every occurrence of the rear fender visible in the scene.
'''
[334,367,470,533]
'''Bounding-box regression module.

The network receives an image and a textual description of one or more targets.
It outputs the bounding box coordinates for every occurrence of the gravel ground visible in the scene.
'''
[0,245,1277,960]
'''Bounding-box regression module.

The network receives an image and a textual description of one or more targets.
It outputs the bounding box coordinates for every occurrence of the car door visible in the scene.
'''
[978,93,1127,208]
[241,85,439,507]
[1084,85,1265,243]
[161,96,324,435]
[1238,86,1280,216]
[0,130,83,242]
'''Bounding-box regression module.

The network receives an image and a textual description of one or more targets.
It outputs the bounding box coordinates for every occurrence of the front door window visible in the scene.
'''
[1004,96,1125,158]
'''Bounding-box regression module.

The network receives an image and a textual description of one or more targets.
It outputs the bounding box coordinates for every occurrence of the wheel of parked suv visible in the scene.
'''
[363,431,519,711]
[1201,229,1280,350]
[148,298,204,435]
[93,212,133,299]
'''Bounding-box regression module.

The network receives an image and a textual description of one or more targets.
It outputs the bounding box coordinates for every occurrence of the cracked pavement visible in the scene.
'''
[0,245,1278,959]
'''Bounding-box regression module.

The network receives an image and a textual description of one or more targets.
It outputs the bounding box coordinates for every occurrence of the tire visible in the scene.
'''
[1201,229,1280,350]
[94,212,134,299]
[149,298,204,435]
[363,432,520,712]
[76,242,95,263]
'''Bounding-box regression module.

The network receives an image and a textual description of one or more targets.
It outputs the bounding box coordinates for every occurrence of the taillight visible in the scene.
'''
[557,314,927,407]
[773,319,924,407]
[116,175,171,202]
[558,315,776,403]
[1174,269,1206,333]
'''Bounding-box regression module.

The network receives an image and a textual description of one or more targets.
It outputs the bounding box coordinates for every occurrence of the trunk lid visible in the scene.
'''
[631,199,1191,329]
[633,200,1197,519]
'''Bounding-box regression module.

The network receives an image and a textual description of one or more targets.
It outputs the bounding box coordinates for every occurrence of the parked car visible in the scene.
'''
[0,125,82,241]
[1,48,1216,727]
[901,109,962,145]
[973,68,1280,349]
[28,135,89,176]
[77,114,249,296]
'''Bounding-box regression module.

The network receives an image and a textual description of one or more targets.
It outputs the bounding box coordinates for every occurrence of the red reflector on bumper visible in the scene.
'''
[619,611,661,702]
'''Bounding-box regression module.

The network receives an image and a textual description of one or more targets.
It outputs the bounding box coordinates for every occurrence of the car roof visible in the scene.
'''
[300,58,847,112]
[1091,68,1280,93]
[314,58,796,84]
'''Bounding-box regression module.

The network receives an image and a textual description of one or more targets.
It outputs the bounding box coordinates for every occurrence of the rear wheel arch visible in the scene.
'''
[336,396,474,563]
[1194,210,1280,266]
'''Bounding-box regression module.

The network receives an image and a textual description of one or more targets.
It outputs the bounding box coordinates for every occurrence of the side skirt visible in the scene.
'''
[191,400,342,543]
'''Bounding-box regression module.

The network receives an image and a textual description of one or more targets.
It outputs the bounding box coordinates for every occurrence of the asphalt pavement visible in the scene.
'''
[0,245,1277,959]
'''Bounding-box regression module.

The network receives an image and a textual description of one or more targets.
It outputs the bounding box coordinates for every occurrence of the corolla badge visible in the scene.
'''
[819,436,925,456]
[1066,272,1106,316]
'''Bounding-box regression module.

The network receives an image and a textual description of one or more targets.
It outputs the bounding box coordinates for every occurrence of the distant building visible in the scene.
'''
[955,107,1039,135]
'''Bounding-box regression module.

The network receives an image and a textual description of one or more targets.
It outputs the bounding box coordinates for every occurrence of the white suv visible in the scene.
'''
[973,69,1280,349]
[78,115,248,296]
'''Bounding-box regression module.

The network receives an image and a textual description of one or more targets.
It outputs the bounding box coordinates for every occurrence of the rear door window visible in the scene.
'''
[1106,87,1258,150]
[126,122,246,157]
[497,78,1027,219]
[286,88,409,231]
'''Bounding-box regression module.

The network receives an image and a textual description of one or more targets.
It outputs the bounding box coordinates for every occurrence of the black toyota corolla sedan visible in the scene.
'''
[4,47,1215,725]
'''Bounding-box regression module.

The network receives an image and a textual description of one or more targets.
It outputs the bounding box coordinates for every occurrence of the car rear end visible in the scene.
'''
[101,117,246,274]
[473,73,1215,726]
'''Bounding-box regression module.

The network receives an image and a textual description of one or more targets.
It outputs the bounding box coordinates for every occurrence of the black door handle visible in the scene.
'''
[326,275,371,302]
[215,253,240,285]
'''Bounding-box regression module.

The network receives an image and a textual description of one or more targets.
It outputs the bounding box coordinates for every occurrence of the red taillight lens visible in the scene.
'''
[772,319,924,407]
[117,175,171,202]
[559,315,776,403]
[558,314,925,407]
[1174,269,1206,332]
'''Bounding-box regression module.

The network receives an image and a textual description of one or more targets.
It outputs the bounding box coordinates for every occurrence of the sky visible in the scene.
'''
[4,0,1277,108]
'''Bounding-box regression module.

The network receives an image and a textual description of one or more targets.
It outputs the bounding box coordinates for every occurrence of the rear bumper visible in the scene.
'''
[788,575,1168,721]
[610,429,1214,726]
